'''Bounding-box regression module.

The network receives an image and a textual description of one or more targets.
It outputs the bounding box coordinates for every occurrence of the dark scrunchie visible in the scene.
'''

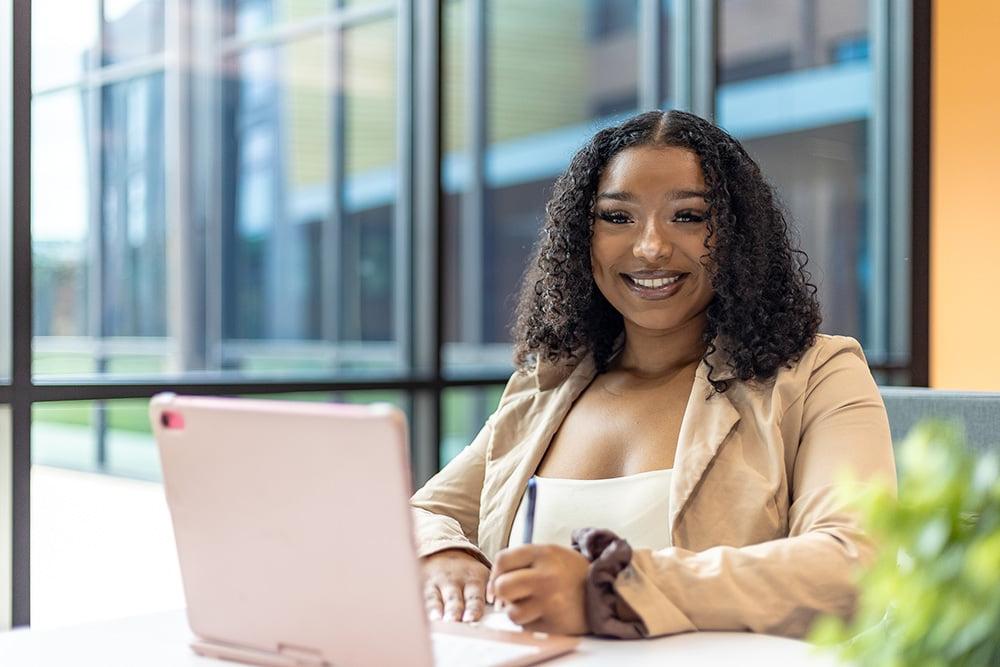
[571,527,645,638]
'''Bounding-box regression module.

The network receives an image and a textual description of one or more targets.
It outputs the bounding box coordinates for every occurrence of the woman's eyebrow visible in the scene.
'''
[595,189,707,202]
[667,189,708,201]
[596,191,635,202]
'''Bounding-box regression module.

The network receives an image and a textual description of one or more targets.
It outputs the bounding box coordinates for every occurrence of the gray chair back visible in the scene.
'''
[879,387,1000,455]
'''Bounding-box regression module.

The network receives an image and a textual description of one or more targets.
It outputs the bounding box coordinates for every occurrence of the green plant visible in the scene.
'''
[809,420,1000,666]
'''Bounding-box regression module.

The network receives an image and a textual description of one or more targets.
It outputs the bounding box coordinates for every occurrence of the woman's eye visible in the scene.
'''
[597,210,632,225]
[674,210,705,223]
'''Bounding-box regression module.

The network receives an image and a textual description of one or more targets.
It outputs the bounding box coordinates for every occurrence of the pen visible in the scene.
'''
[522,476,537,545]
[492,476,538,611]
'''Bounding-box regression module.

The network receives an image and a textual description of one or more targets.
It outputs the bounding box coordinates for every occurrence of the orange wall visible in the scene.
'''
[930,1,1000,389]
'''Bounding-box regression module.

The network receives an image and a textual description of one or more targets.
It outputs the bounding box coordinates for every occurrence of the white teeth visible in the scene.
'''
[631,275,681,288]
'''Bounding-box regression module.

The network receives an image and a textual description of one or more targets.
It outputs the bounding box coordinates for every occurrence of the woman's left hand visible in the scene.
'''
[487,544,590,635]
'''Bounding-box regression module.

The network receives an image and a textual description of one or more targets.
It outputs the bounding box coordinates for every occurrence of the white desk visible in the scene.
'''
[0,609,843,666]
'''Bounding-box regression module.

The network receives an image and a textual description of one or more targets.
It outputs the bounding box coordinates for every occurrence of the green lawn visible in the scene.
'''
[31,351,506,475]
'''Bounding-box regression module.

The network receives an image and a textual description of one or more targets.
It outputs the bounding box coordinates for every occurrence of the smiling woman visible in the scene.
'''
[411,110,896,640]
[513,110,822,394]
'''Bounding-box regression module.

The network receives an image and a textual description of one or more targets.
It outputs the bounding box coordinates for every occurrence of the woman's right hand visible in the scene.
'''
[421,548,491,622]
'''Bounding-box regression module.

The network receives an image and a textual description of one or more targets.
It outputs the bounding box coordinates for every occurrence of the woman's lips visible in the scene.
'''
[620,272,689,300]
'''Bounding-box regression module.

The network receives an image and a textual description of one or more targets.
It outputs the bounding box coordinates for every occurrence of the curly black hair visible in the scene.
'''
[511,109,822,393]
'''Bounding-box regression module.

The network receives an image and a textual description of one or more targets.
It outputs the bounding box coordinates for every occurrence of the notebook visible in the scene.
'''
[150,393,578,667]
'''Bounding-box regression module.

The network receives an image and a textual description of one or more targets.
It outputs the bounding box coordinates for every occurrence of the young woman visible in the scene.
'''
[412,110,896,639]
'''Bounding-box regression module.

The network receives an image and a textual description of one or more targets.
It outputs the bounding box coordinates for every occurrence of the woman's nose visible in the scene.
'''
[633,221,673,262]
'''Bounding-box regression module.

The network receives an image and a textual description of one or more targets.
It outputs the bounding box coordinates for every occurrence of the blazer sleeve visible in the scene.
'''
[410,370,532,568]
[611,339,898,638]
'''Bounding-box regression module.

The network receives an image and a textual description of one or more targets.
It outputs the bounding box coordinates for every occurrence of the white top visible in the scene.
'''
[507,468,673,551]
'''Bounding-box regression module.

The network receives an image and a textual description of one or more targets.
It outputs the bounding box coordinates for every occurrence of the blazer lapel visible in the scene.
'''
[669,362,740,547]
[477,352,600,559]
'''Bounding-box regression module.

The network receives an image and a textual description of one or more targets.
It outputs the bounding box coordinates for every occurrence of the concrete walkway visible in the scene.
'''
[30,465,185,629]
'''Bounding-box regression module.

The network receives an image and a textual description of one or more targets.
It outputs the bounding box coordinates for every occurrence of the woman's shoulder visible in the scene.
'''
[767,333,876,399]
[799,333,868,368]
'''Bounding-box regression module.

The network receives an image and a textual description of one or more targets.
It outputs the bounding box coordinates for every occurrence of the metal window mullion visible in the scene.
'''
[909,0,931,387]
[1,0,17,633]
[394,2,412,373]
[266,47,291,340]
[866,0,890,361]
[690,0,715,121]
[165,0,199,375]
[411,0,442,485]
[31,53,170,97]
[889,0,913,371]
[91,0,112,470]
[638,0,662,111]
[24,374,512,401]
[10,0,32,629]
[460,0,485,351]
[322,26,345,346]
[0,0,13,387]
[197,0,225,372]
[667,0,691,109]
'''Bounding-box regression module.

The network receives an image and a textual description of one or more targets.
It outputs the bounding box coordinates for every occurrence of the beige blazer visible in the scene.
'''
[410,334,897,638]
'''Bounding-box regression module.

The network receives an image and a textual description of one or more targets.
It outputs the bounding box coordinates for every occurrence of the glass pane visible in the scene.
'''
[715,1,890,360]
[718,0,869,84]
[102,75,168,342]
[220,22,401,375]
[443,0,640,374]
[739,123,870,343]
[441,386,504,467]
[33,76,169,378]
[488,0,639,142]
[340,0,390,8]
[34,17,403,380]
[31,391,407,628]
[341,20,397,343]
[231,0,332,36]
[32,0,99,91]
[31,399,181,629]
[222,39,333,354]
[102,0,166,65]
[32,89,96,375]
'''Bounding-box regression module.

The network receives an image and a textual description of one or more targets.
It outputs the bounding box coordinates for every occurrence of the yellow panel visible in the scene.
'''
[931,0,1000,389]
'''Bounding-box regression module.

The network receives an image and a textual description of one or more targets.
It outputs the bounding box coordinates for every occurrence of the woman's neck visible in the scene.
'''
[612,313,708,380]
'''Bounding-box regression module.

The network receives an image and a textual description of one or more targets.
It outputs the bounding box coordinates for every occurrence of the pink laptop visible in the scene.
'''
[150,393,578,667]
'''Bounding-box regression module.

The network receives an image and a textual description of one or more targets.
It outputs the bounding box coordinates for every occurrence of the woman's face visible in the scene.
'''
[590,145,716,333]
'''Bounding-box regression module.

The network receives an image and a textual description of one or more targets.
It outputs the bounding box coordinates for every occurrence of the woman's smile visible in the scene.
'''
[620,271,690,300]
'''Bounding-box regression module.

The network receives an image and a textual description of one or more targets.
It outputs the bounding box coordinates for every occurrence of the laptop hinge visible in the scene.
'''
[278,643,331,667]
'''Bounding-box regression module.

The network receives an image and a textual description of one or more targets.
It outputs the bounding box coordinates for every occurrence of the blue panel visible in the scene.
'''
[343,167,397,213]
[717,62,872,140]
[296,64,872,217]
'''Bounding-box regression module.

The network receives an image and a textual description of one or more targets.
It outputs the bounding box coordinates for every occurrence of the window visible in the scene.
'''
[442,0,646,375]
[716,0,913,384]
[5,0,921,628]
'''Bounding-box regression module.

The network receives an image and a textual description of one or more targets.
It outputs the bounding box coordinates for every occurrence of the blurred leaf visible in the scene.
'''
[807,420,1000,666]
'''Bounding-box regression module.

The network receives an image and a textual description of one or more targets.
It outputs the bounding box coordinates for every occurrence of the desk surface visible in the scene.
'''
[0,609,843,666]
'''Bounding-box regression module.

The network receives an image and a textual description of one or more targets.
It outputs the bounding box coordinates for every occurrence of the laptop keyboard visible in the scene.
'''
[431,632,541,667]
